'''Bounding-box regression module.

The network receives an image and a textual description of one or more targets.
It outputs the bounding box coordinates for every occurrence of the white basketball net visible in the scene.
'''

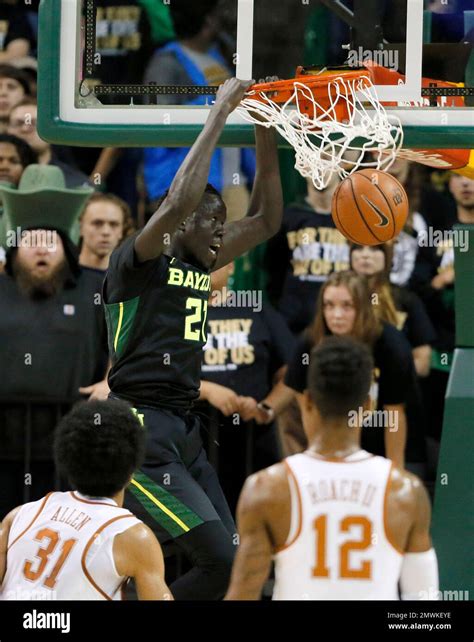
[237,74,404,189]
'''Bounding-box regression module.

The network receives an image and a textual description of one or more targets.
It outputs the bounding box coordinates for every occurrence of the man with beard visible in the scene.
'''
[0,165,109,517]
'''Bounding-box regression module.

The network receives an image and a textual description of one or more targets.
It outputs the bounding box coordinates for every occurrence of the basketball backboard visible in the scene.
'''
[38,0,474,149]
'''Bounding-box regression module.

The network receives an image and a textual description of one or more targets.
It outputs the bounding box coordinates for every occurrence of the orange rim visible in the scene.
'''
[245,67,373,104]
[243,67,374,124]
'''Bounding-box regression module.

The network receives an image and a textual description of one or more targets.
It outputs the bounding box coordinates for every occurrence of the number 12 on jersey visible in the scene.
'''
[313,514,372,580]
[184,297,208,342]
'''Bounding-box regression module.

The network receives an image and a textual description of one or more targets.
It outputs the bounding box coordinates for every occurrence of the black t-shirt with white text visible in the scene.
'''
[202,302,295,401]
[86,0,152,87]
[266,202,350,334]
[198,302,294,515]
[104,235,211,410]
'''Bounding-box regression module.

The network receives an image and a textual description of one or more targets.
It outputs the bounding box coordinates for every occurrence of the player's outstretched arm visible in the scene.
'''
[213,119,283,270]
[114,522,173,600]
[135,78,254,263]
[0,508,20,583]
[225,471,275,600]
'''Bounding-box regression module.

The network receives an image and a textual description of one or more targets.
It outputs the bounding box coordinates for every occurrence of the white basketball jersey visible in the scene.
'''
[1,491,140,601]
[273,450,403,600]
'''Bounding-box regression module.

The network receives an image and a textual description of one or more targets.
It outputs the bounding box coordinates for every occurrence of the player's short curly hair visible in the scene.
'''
[308,336,373,419]
[54,400,145,498]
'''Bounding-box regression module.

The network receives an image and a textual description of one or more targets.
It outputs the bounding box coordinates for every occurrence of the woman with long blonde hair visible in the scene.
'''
[284,271,420,470]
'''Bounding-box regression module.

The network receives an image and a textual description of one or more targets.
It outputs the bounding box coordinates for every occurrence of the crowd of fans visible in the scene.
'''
[0,0,472,526]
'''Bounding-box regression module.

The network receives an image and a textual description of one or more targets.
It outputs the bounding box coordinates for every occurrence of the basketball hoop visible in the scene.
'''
[237,66,404,189]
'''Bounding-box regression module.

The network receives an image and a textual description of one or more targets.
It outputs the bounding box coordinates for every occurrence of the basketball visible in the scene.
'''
[331,169,409,245]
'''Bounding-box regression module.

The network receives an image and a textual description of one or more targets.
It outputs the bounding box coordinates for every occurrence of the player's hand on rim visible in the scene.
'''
[213,77,255,115]
[250,76,280,123]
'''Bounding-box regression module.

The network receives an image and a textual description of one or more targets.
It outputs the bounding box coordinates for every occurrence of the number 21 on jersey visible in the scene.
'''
[313,514,372,580]
[184,297,208,342]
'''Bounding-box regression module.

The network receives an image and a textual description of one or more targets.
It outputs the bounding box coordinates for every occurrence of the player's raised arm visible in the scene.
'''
[135,78,254,263]
[113,522,173,600]
[213,110,283,271]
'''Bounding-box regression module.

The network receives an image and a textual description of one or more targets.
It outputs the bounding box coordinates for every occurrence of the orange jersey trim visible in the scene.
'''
[383,463,404,556]
[81,514,135,601]
[7,492,55,551]
[274,460,303,553]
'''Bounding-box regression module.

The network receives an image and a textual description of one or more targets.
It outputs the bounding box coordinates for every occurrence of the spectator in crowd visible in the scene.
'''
[420,169,456,225]
[350,243,438,478]
[0,64,31,132]
[265,174,350,335]
[0,133,37,271]
[0,165,109,516]
[10,55,37,97]
[410,172,473,448]
[79,193,134,272]
[198,262,295,514]
[0,0,34,64]
[8,98,93,188]
[386,158,429,287]
[0,132,36,187]
[143,0,255,221]
[350,243,436,377]
[284,271,416,470]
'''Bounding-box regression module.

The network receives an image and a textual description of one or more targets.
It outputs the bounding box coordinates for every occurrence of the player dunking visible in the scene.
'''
[226,337,439,600]
[0,400,171,600]
[103,78,283,599]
